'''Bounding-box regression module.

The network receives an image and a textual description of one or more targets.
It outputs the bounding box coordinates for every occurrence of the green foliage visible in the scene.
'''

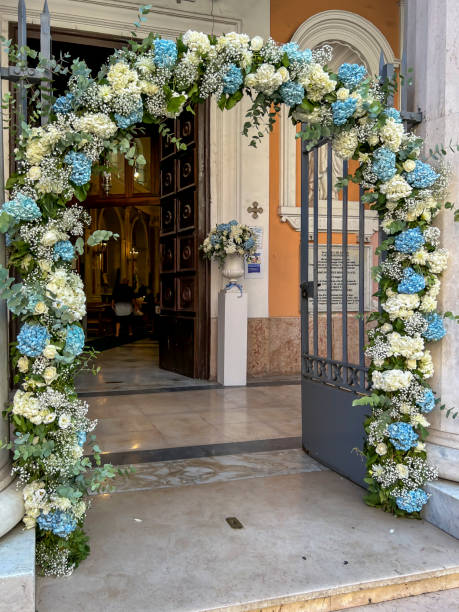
[87,230,119,247]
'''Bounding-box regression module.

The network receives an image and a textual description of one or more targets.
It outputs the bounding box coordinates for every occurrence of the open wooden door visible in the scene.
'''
[159,104,210,379]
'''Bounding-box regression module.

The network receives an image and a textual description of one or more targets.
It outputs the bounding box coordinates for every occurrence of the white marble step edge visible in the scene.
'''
[0,478,24,539]
[0,524,35,612]
[424,479,459,540]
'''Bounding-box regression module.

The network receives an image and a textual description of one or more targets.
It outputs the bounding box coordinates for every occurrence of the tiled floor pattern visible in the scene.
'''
[86,385,302,455]
[103,449,327,494]
[37,467,459,612]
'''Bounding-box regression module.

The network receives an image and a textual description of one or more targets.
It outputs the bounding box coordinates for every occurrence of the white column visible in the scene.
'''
[406,0,459,481]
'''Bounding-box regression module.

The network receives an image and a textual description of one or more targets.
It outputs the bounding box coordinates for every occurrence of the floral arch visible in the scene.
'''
[0,26,449,575]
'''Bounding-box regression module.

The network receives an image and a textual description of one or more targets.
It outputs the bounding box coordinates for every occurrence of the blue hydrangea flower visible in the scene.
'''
[422,312,446,342]
[217,223,231,232]
[337,63,367,89]
[65,324,85,356]
[371,147,397,182]
[52,93,74,114]
[394,227,425,254]
[331,97,357,125]
[53,240,75,262]
[229,220,238,226]
[397,267,426,294]
[280,42,312,64]
[387,422,419,451]
[114,100,144,129]
[76,431,87,446]
[37,510,77,538]
[64,151,92,186]
[244,237,255,249]
[279,81,305,107]
[17,324,49,357]
[417,389,435,413]
[384,107,402,123]
[405,160,439,188]
[153,38,177,68]
[2,193,41,221]
[395,488,429,513]
[222,64,243,95]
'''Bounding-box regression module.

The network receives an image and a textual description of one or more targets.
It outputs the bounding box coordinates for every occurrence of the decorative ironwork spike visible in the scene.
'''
[43,0,49,13]
[17,0,28,124]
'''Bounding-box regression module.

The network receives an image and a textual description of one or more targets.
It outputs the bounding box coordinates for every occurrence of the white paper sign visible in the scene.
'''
[245,226,264,279]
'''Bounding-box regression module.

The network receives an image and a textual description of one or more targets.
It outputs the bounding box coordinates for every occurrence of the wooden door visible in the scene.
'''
[159,105,210,379]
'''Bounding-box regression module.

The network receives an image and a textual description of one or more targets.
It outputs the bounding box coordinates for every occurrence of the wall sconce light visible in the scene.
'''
[129,247,139,261]
[102,166,112,196]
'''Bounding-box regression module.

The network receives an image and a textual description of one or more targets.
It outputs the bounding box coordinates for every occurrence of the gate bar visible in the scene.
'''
[341,159,349,378]
[326,142,333,372]
[312,147,319,374]
[358,186,365,385]
[17,0,27,123]
[300,134,309,363]
[40,0,51,126]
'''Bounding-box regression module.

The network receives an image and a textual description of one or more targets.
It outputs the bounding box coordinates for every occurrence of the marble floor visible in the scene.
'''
[37,456,459,612]
[86,384,302,457]
[76,338,216,394]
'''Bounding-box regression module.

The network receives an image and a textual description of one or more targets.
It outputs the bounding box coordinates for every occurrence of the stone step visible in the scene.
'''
[0,524,35,612]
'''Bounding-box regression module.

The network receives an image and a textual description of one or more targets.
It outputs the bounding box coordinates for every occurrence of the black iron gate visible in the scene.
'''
[300,139,373,486]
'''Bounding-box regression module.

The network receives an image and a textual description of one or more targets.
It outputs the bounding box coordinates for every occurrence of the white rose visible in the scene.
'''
[43,345,58,359]
[28,166,42,181]
[403,159,416,172]
[41,229,59,247]
[381,323,393,334]
[250,36,263,51]
[43,412,56,424]
[406,358,417,370]
[396,463,409,479]
[277,66,290,83]
[367,133,379,146]
[34,301,48,315]
[17,356,29,373]
[23,516,36,529]
[58,413,71,429]
[415,441,426,452]
[375,443,387,456]
[336,87,350,100]
[38,259,52,273]
[43,366,58,384]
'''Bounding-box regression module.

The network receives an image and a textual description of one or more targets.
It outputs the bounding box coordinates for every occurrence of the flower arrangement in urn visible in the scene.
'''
[200,221,256,284]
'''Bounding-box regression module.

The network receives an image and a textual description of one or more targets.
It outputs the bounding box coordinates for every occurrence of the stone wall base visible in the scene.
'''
[424,479,459,540]
[0,524,35,612]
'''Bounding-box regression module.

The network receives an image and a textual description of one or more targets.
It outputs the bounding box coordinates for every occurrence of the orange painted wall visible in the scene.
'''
[269,1,400,317]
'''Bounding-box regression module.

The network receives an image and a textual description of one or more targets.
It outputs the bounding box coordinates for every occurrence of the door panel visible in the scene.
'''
[159,105,209,378]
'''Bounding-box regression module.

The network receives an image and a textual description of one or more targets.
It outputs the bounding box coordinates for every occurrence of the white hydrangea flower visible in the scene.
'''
[333,128,358,159]
[183,30,211,54]
[73,113,118,139]
[418,350,434,378]
[379,117,404,152]
[107,62,140,94]
[427,248,448,273]
[246,63,283,95]
[18,356,29,373]
[372,369,413,391]
[382,293,420,320]
[387,332,424,359]
[298,62,336,101]
[380,174,412,201]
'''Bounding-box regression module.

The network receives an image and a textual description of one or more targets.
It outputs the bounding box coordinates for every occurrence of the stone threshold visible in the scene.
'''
[237,569,459,612]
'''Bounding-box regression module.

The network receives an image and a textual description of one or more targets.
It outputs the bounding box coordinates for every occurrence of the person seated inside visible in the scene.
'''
[112,278,135,337]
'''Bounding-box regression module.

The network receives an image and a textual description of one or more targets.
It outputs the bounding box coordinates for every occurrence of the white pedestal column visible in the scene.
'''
[407,0,459,537]
[217,290,248,386]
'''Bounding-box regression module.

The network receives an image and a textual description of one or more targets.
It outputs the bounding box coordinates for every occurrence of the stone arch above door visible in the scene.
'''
[278,10,397,226]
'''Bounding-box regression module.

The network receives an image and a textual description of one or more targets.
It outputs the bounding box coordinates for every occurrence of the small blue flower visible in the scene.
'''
[417,389,435,413]
[405,160,439,188]
[76,430,87,446]
[397,267,426,294]
[2,193,41,221]
[64,151,92,186]
[394,227,425,254]
[37,510,77,538]
[387,422,419,451]
[114,100,144,129]
[52,93,74,114]
[17,324,49,357]
[371,147,397,182]
[222,64,243,95]
[53,240,75,262]
[153,38,177,68]
[422,312,446,342]
[280,42,312,64]
[337,63,367,89]
[331,97,357,125]
[384,107,402,123]
[396,488,429,513]
[65,324,85,356]
[279,81,305,107]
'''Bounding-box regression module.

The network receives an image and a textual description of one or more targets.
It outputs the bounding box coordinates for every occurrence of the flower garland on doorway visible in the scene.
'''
[0,24,451,575]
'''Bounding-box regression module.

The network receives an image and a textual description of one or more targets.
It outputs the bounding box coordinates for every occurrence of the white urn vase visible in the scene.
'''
[222,253,245,287]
